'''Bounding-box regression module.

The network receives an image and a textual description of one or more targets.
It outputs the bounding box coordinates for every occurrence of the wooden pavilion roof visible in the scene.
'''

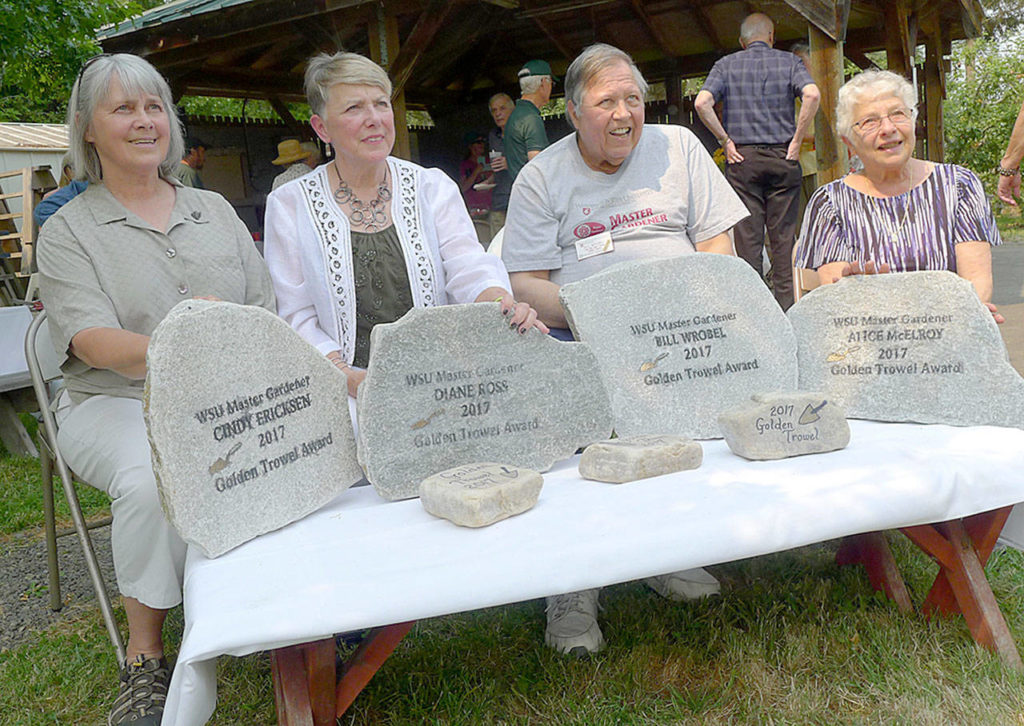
[99,0,985,110]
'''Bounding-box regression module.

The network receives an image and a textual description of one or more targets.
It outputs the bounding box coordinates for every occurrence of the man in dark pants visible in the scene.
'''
[695,13,819,310]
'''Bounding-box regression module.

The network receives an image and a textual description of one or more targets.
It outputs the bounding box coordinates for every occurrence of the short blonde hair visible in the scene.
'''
[304,52,392,117]
[836,70,917,139]
[67,54,184,184]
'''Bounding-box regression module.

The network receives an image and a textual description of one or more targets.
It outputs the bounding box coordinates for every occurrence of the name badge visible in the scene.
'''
[575,231,614,261]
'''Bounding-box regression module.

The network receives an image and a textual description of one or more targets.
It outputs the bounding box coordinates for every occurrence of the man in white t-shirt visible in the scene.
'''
[501,43,748,657]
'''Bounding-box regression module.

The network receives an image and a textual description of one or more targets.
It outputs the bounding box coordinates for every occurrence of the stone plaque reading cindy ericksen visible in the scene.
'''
[145,300,363,558]
[357,303,613,501]
[558,254,798,439]
[788,271,1024,428]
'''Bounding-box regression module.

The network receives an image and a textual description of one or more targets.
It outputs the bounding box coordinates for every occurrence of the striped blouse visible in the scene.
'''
[795,163,1001,272]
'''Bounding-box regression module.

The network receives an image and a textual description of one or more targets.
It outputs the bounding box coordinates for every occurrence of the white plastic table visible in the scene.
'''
[163,420,1024,726]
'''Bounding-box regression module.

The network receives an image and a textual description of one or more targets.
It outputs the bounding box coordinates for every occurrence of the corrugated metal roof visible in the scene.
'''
[102,0,259,39]
[0,124,69,151]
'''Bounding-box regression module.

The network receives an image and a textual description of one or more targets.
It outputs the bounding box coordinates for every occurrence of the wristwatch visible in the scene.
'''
[997,165,1020,177]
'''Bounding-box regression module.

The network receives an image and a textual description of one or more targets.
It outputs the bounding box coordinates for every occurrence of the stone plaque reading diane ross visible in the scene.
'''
[146,300,363,558]
[357,304,614,501]
[558,254,798,438]
[788,271,1024,428]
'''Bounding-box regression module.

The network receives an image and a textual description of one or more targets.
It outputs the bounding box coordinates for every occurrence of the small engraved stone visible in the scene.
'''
[579,434,703,483]
[717,391,850,460]
[419,462,543,527]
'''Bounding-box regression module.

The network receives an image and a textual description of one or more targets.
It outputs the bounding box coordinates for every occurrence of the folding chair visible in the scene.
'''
[24,310,125,662]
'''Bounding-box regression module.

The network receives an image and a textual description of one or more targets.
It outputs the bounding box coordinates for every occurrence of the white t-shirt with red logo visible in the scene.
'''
[501,124,748,286]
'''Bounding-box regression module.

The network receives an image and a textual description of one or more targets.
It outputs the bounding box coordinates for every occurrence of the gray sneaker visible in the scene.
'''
[108,655,169,726]
[645,567,721,602]
[544,589,604,656]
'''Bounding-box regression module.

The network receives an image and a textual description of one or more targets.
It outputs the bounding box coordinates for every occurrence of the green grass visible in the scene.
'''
[3,535,1024,724]
[0,415,109,536]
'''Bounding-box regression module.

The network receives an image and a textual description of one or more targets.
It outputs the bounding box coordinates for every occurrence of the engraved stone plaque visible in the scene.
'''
[419,462,543,527]
[788,271,1024,428]
[579,435,702,483]
[558,254,798,438]
[717,392,850,460]
[357,303,613,501]
[145,300,362,557]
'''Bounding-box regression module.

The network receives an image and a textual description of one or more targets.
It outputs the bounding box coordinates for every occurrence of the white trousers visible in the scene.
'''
[56,394,185,609]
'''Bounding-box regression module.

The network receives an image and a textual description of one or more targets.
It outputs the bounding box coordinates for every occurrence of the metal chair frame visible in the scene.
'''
[24,310,125,662]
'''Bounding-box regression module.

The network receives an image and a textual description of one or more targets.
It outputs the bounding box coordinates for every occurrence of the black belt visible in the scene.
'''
[736,143,788,149]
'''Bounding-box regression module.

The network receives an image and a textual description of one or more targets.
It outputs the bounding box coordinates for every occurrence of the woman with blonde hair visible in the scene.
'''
[264,52,546,395]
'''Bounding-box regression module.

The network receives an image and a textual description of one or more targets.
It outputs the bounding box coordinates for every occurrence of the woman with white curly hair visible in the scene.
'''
[795,69,1003,322]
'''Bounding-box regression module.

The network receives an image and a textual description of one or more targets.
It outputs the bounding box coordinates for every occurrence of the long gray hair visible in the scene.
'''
[67,53,184,184]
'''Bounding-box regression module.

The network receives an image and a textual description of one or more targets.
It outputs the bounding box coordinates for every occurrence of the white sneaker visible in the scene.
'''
[645,568,721,602]
[544,589,605,656]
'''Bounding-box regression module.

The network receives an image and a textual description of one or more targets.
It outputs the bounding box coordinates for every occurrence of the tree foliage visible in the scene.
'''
[943,23,1024,195]
[0,0,156,122]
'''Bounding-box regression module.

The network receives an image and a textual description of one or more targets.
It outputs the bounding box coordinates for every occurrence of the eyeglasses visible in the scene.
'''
[852,107,915,135]
[74,53,112,91]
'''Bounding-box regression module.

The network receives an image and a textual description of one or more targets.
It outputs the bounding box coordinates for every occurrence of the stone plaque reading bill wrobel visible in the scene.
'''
[145,300,363,558]
[788,271,1024,428]
[558,254,798,439]
[357,303,613,501]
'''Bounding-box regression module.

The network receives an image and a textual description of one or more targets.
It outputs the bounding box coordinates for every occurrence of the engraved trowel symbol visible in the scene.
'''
[498,466,518,479]
[798,401,828,425]
[639,352,669,372]
[410,408,444,430]
[208,442,242,475]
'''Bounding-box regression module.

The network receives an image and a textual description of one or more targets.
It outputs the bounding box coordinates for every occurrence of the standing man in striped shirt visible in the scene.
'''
[695,13,819,310]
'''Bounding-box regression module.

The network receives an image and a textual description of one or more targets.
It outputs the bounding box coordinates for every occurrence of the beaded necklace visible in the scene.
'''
[332,163,391,232]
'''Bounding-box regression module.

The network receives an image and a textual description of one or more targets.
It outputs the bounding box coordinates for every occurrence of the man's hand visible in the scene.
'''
[997,171,1020,207]
[786,137,801,161]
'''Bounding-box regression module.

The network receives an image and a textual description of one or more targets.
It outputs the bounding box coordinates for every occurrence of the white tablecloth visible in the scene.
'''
[163,421,1024,725]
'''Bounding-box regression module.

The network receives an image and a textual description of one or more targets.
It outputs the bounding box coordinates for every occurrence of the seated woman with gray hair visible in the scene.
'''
[37,53,275,725]
[795,69,1003,322]
[264,52,546,398]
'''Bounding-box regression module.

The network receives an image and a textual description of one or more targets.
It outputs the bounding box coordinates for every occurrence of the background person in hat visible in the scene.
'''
[504,59,555,181]
[271,138,319,191]
[459,130,494,247]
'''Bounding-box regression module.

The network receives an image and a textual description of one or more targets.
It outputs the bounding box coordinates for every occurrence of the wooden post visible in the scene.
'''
[665,73,681,125]
[808,25,846,185]
[923,20,946,162]
[369,8,411,160]
[883,1,916,78]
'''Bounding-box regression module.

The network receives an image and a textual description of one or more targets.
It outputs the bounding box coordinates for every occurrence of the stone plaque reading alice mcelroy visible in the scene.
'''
[788,271,1024,428]
[357,304,613,501]
[145,301,362,558]
[559,254,798,439]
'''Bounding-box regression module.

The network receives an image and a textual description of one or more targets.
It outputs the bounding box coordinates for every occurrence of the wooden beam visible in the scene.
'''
[884,0,917,77]
[627,0,676,59]
[530,16,575,61]
[369,10,411,160]
[845,48,879,71]
[922,17,946,162]
[958,0,985,38]
[781,0,850,42]
[388,0,459,99]
[694,6,727,52]
[268,97,305,136]
[808,24,846,184]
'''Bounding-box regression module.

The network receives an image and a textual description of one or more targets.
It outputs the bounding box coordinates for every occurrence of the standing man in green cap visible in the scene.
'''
[504,59,556,180]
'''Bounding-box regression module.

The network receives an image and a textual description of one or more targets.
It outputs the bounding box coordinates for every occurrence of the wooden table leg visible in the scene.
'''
[914,508,1010,618]
[336,621,415,718]
[270,638,336,726]
[900,511,1022,670]
[835,532,913,612]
